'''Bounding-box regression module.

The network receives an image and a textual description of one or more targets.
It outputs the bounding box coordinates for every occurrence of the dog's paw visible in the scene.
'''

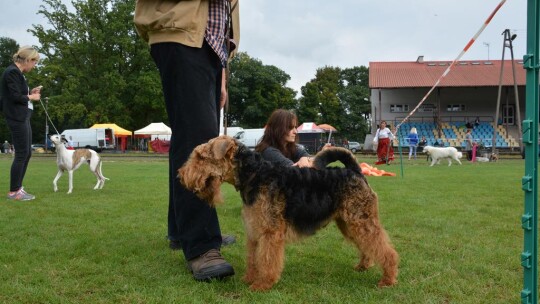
[249,281,274,291]
[377,278,397,288]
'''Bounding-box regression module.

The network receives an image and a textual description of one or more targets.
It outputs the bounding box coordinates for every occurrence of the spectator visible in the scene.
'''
[2,140,10,153]
[407,127,419,160]
[465,129,474,161]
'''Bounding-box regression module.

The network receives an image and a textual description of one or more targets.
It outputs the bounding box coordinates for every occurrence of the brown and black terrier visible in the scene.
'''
[179,135,399,291]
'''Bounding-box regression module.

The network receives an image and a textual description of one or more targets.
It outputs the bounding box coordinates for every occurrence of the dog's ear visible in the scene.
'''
[211,137,235,160]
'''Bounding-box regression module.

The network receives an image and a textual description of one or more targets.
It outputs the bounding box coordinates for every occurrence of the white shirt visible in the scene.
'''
[376,127,394,140]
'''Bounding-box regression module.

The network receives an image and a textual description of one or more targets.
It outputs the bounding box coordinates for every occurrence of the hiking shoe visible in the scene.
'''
[169,235,236,251]
[7,189,35,201]
[188,249,235,281]
[20,187,36,200]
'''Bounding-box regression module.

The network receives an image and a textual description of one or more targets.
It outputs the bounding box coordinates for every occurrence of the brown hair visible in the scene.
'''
[255,109,298,159]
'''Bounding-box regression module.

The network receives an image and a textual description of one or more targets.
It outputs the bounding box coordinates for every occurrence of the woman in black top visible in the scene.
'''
[255,109,314,167]
[1,46,42,201]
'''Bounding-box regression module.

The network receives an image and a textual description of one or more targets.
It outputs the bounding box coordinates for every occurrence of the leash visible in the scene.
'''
[223,0,238,136]
[38,98,61,136]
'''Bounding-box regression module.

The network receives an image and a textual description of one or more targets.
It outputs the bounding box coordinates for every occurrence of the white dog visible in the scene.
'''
[423,145,463,166]
[49,134,108,193]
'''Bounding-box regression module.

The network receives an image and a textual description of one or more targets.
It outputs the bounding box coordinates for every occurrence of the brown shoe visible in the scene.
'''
[188,249,235,281]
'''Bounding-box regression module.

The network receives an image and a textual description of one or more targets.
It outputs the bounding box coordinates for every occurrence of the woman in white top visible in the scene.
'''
[374,120,395,165]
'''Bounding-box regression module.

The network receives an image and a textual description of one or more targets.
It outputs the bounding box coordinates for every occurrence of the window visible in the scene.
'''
[419,104,435,112]
[446,104,465,112]
[390,104,409,113]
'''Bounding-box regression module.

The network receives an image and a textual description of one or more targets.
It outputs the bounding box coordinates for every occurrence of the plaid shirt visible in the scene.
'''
[205,0,229,67]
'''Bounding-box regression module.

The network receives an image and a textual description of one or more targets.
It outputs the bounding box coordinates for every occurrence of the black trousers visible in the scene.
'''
[151,42,223,260]
[6,111,32,192]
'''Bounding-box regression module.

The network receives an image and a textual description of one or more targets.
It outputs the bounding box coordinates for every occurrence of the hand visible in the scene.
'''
[321,143,332,151]
[31,86,42,94]
[28,92,41,101]
[220,69,227,109]
[294,156,312,168]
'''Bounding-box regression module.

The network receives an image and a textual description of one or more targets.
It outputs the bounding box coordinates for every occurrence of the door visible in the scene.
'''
[502,105,515,125]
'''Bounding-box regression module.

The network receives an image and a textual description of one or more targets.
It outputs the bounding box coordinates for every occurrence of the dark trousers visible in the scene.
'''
[6,111,32,192]
[151,42,223,260]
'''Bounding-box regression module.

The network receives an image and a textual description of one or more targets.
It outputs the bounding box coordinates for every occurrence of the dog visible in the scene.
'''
[422,145,463,166]
[178,135,398,291]
[49,134,108,194]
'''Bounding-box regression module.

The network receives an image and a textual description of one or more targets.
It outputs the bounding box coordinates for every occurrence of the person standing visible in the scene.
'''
[374,120,395,165]
[2,140,10,153]
[407,127,419,160]
[0,46,41,201]
[134,0,240,281]
[465,129,474,161]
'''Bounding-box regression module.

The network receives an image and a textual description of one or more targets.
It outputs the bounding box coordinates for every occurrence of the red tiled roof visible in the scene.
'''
[369,60,526,89]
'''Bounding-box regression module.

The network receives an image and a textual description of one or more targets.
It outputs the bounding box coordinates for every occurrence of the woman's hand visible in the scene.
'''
[28,92,41,101]
[30,86,42,94]
[294,156,313,168]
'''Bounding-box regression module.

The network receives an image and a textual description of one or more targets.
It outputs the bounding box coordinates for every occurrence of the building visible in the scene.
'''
[367,58,526,150]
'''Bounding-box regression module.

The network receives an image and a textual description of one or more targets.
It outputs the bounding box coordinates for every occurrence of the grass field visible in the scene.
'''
[0,152,529,303]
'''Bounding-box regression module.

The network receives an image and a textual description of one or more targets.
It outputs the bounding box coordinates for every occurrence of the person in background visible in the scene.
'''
[2,140,10,153]
[374,120,394,165]
[67,136,75,150]
[134,0,240,282]
[407,127,419,160]
[0,46,41,201]
[465,129,474,161]
[418,136,427,152]
[474,116,480,128]
[255,109,328,167]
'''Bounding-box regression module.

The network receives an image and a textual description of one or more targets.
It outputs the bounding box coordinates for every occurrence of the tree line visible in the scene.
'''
[0,0,371,146]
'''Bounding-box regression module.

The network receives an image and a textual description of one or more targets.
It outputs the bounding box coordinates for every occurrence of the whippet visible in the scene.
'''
[49,134,108,194]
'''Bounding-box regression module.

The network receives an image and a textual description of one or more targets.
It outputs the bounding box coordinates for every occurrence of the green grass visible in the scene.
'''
[0,153,528,303]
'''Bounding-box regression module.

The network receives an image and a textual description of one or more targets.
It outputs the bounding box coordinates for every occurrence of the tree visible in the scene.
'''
[0,37,19,70]
[228,52,296,128]
[30,0,164,133]
[297,66,370,142]
[339,66,371,141]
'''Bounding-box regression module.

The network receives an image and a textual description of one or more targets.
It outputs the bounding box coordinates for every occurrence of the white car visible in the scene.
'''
[348,141,362,153]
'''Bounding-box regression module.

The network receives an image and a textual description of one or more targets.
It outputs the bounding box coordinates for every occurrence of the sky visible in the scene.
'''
[0,0,527,94]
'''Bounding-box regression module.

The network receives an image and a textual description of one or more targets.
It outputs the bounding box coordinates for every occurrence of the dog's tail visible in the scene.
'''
[313,147,361,175]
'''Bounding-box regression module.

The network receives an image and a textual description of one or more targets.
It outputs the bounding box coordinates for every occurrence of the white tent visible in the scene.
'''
[134,122,172,140]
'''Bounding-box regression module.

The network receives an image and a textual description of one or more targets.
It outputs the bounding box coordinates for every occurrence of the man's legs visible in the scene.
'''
[151,42,233,279]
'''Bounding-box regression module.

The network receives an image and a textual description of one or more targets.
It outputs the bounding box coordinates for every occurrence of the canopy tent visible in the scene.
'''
[134,122,172,153]
[90,123,132,152]
[134,122,172,136]
[90,123,132,136]
[297,122,325,133]
[318,124,337,132]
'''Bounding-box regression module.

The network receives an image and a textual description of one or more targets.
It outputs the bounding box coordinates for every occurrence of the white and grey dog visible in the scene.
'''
[49,134,108,193]
[423,145,463,166]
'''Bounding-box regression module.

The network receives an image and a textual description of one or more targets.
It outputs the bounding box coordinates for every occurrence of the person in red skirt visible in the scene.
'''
[374,121,395,165]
